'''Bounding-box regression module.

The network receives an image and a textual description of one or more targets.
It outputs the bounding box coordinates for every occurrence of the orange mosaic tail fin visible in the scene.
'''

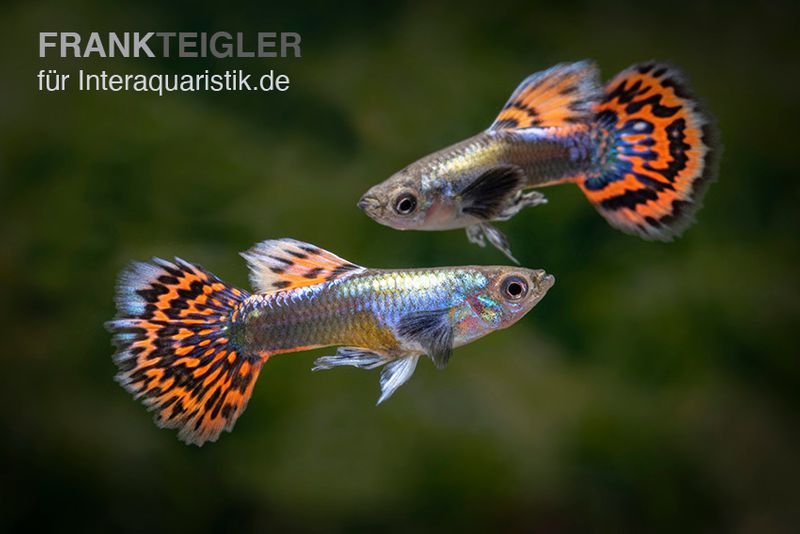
[106,258,264,446]
[580,62,719,240]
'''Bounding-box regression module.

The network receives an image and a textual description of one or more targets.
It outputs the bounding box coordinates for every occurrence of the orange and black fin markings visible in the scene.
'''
[106,258,264,446]
[580,62,720,240]
[241,238,365,294]
[490,61,602,130]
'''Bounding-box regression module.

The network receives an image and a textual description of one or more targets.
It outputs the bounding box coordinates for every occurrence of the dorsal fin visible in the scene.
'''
[241,239,365,293]
[489,61,601,130]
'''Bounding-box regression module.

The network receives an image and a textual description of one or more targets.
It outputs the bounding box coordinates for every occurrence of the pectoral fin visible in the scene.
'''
[460,165,526,220]
[397,310,454,369]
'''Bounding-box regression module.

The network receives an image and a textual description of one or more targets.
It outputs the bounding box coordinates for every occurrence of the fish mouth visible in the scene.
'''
[534,270,555,291]
[357,194,383,217]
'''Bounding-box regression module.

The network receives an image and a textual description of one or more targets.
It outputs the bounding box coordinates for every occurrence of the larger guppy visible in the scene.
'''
[359,61,719,261]
[107,239,554,445]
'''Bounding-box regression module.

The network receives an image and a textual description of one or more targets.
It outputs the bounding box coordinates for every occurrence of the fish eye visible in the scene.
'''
[501,275,528,301]
[393,193,417,215]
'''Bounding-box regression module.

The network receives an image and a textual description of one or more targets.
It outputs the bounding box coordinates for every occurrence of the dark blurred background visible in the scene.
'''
[1,1,798,532]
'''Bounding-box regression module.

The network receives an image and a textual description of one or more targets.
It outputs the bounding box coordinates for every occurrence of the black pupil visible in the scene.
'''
[507,282,523,296]
[396,195,416,214]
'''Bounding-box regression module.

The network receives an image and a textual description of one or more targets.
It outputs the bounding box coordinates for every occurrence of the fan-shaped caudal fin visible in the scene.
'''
[106,257,265,446]
[580,62,719,240]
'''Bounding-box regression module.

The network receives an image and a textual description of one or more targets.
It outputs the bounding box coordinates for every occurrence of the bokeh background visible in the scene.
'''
[2,1,798,532]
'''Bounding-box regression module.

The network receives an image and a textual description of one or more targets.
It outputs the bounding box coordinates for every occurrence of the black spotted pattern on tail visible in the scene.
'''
[580,62,719,240]
[106,258,265,446]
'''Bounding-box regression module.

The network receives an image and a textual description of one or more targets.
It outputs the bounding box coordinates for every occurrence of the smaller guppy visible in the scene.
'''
[359,61,720,261]
[106,239,554,445]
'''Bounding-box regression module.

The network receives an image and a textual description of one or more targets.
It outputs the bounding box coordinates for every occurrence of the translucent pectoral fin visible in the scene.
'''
[465,223,519,264]
[312,347,391,371]
[378,355,419,405]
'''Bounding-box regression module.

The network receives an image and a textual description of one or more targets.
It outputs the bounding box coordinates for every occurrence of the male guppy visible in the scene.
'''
[359,61,719,261]
[107,239,554,445]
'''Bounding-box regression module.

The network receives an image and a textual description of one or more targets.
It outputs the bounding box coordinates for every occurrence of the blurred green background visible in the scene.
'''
[1,0,798,532]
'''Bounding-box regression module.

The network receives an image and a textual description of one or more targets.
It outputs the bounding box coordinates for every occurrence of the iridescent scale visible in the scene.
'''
[231,268,490,355]
[419,129,596,192]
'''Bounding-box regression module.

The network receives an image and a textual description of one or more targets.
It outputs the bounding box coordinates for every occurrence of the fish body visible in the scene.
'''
[106,238,554,445]
[369,129,595,232]
[359,61,719,261]
[234,267,536,354]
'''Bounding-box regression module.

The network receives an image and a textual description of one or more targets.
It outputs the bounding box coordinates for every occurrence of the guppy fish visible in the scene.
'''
[106,238,554,445]
[359,61,719,261]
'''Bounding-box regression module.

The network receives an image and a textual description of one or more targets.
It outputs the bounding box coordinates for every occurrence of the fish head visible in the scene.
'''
[358,163,463,231]
[458,267,555,337]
